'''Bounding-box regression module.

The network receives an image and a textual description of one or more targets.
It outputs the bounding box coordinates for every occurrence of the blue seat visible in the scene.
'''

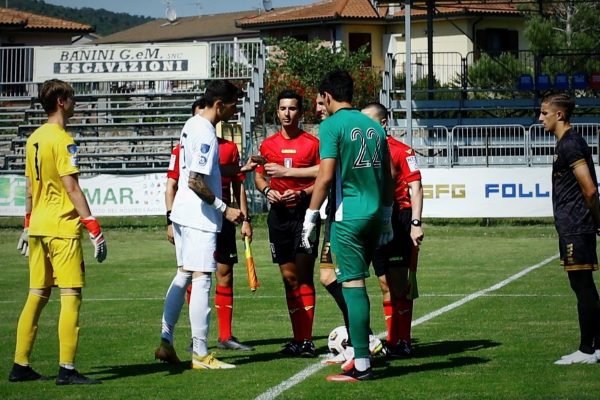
[554,73,569,90]
[517,74,534,91]
[535,74,551,90]
[572,73,588,89]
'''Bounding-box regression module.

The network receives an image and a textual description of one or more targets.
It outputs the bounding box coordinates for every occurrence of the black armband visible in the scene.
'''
[166,210,172,226]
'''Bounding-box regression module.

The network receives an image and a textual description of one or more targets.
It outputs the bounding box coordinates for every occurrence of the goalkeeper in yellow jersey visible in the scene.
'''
[9,79,107,385]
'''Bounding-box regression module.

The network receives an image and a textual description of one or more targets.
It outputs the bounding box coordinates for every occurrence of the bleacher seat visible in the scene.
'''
[590,72,600,90]
[535,74,552,91]
[517,74,534,91]
[572,73,588,90]
[554,73,569,90]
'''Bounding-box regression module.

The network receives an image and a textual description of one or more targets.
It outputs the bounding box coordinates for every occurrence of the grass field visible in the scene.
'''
[1,218,599,399]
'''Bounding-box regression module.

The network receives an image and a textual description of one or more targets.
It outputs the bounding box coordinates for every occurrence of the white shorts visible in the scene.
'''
[173,222,217,272]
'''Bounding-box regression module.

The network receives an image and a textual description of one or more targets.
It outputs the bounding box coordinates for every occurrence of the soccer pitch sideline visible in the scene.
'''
[0,220,599,400]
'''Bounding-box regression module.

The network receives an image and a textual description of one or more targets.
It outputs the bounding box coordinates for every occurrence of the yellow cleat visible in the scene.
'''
[155,341,181,364]
[191,353,236,369]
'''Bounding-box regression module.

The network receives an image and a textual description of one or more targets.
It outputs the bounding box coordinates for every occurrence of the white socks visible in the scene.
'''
[189,274,212,357]
[160,269,192,344]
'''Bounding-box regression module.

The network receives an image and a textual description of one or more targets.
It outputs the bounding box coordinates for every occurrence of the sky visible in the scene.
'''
[37,0,318,18]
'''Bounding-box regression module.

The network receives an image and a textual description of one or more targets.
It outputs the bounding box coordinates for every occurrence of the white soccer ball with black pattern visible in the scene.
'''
[327,325,349,355]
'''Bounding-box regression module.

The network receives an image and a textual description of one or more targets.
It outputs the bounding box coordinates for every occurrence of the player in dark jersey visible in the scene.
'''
[255,89,321,357]
[540,93,600,365]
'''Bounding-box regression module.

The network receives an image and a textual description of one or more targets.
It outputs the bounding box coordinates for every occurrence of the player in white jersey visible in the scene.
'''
[155,80,256,370]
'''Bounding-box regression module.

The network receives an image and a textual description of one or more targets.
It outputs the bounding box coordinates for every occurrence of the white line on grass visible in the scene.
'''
[255,253,559,400]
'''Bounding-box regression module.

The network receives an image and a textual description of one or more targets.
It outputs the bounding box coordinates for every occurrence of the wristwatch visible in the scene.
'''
[243,216,252,223]
[411,219,422,227]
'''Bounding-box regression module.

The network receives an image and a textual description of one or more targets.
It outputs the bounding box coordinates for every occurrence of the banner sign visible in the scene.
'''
[0,174,166,217]
[33,43,209,82]
[420,167,568,218]
[1,167,599,217]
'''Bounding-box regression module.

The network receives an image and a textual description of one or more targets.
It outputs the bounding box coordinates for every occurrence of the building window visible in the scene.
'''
[290,34,309,42]
[349,32,371,66]
[475,28,518,56]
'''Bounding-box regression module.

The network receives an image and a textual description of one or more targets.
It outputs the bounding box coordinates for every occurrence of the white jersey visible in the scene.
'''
[170,115,223,232]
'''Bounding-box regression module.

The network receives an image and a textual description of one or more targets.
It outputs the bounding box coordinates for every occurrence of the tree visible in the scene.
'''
[262,37,381,123]
[522,1,600,75]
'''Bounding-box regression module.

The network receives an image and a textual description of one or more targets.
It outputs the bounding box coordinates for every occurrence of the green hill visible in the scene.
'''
[6,0,154,36]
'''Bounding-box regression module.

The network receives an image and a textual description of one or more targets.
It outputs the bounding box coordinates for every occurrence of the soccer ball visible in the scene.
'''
[327,325,349,355]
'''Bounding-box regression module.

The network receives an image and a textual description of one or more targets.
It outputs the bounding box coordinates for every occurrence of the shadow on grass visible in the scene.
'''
[376,356,490,380]
[371,339,499,379]
[215,335,329,366]
[91,335,330,379]
[409,338,501,359]
[91,361,189,381]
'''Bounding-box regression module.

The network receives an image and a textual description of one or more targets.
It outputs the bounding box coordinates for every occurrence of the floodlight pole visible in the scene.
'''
[404,0,413,136]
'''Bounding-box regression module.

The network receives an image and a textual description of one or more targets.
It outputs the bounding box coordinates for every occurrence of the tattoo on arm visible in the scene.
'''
[189,171,216,204]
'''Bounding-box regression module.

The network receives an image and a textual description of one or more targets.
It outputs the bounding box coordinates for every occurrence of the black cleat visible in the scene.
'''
[279,340,302,356]
[56,367,102,385]
[327,366,374,382]
[387,339,413,359]
[299,340,316,358]
[8,363,49,382]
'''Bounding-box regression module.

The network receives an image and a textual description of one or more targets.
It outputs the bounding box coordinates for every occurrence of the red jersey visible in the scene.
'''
[166,139,244,205]
[257,130,320,192]
[388,135,421,209]
[167,144,180,180]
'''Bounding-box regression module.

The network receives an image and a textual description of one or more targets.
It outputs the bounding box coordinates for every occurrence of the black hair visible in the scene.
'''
[363,102,388,122]
[318,70,353,103]
[541,93,576,121]
[191,97,206,115]
[277,89,303,111]
[203,80,243,107]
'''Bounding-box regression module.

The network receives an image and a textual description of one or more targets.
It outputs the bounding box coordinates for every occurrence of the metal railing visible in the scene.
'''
[389,123,600,167]
[0,40,264,98]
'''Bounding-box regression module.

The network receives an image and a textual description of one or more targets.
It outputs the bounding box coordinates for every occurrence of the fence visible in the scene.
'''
[388,50,600,100]
[388,123,600,167]
[0,40,264,98]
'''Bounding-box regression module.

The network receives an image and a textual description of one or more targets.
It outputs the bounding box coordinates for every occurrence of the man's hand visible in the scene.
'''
[167,225,175,245]
[301,209,320,252]
[17,229,29,256]
[224,207,244,224]
[81,216,107,263]
[241,219,253,242]
[240,157,259,173]
[17,213,30,257]
[264,163,288,178]
[411,225,424,247]
[379,206,394,246]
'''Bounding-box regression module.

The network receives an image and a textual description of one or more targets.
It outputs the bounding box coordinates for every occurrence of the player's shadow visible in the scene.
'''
[376,356,490,379]
[91,361,189,381]
[212,335,329,366]
[408,338,500,359]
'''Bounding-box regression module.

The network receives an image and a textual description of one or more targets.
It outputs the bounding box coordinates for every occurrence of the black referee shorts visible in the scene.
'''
[215,219,238,265]
[267,202,321,264]
[372,207,414,277]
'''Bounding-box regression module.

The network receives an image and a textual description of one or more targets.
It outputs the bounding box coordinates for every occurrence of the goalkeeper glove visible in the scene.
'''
[301,209,320,252]
[378,206,394,246]
[81,216,107,263]
[17,213,30,256]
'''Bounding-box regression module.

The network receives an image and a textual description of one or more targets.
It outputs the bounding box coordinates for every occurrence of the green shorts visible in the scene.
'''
[330,218,381,282]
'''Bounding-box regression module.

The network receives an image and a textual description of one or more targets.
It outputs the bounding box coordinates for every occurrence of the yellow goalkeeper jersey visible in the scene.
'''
[25,123,81,238]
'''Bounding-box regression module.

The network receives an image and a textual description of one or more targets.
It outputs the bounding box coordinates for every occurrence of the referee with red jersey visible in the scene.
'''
[255,89,321,357]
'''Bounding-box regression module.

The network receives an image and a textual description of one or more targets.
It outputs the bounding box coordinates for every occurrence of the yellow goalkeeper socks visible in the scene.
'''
[58,293,82,366]
[14,292,49,365]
